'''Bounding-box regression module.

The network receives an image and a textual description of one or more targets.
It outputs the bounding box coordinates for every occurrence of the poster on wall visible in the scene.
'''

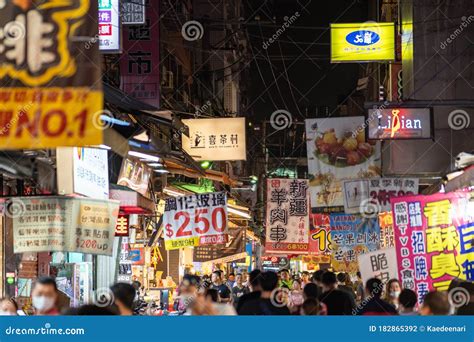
[12,197,119,256]
[308,214,331,256]
[358,247,398,285]
[305,117,381,212]
[343,178,418,214]
[98,0,121,52]
[163,192,228,250]
[117,158,152,197]
[391,191,474,304]
[0,0,103,149]
[330,214,380,272]
[182,118,247,161]
[120,0,160,107]
[265,179,310,254]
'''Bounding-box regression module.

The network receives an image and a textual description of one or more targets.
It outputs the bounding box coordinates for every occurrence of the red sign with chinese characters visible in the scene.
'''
[114,215,130,237]
[391,191,474,304]
[120,0,160,108]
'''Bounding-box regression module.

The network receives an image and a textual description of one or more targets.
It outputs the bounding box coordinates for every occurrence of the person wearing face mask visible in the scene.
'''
[384,279,401,309]
[0,298,18,316]
[31,276,59,315]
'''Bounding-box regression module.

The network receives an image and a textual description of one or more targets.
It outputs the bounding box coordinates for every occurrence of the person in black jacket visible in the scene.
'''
[318,271,354,315]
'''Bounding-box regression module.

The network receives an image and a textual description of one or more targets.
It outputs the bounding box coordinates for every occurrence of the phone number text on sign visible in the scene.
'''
[163,192,228,250]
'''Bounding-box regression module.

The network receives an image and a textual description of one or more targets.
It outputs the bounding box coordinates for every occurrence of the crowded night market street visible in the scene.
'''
[0,0,473,336]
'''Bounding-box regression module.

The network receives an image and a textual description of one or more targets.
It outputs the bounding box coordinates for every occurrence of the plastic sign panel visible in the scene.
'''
[358,247,398,285]
[0,0,103,149]
[330,22,395,62]
[391,191,474,304]
[182,118,246,161]
[12,197,120,256]
[163,192,228,250]
[265,179,310,254]
[73,147,109,200]
[308,214,332,256]
[368,108,433,140]
[121,0,145,24]
[98,0,120,52]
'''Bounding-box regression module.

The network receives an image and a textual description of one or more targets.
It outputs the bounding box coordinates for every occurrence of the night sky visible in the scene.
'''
[244,0,370,122]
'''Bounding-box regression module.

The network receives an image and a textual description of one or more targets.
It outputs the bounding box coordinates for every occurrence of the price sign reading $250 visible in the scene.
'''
[162,192,228,250]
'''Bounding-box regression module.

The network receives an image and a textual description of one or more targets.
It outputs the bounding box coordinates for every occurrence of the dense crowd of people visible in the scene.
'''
[1,270,473,316]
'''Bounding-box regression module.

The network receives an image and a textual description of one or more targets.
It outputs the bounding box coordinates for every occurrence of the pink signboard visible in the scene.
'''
[391,191,474,304]
[120,0,160,108]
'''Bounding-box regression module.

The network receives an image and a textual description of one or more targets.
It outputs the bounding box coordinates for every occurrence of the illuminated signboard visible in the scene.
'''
[99,0,121,52]
[368,108,433,140]
[330,22,395,63]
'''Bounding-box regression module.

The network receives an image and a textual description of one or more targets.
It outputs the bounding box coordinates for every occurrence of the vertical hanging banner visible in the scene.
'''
[0,0,103,149]
[120,0,160,107]
[98,0,121,52]
[305,117,381,213]
[378,211,395,248]
[391,191,474,304]
[163,192,228,250]
[265,179,310,254]
[330,214,380,272]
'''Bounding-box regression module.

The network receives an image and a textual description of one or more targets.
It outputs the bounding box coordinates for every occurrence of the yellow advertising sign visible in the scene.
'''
[330,22,395,62]
[165,236,200,250]
[0,88,103,149]
[0,0,103,149]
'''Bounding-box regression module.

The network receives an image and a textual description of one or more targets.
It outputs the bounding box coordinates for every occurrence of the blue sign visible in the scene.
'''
[346,30,380,46]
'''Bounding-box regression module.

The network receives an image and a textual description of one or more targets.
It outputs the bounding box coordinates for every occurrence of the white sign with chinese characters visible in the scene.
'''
[343,178,419,214]
[99,0,120,52]
[182,118,246,161]
[358,247,398,286]
[73,147,109,200]
[265,179,309,254]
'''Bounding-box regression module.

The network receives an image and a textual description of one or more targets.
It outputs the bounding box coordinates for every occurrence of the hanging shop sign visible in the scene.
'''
[98,0,121,52]
[330,214,380,272]
[261,256,290,271]
[12,197,120,256]
[117,158,152,198]
[121,0,145,24]
[305,117,381,212]
[163,192,228,250]
[182,117,247,161]
[343,177,419,214]
[308,214,332,256]
[378,211,395,248]
[57,147,109,200]
[358,247,398,285]
[265,179,310,254]
[367,108,433,140]
[120,0,159,107]
[193,228,245,263]
[0,0,103,149]
[330,22,395,63]
[115,215,130,236]
[391,191,474,304]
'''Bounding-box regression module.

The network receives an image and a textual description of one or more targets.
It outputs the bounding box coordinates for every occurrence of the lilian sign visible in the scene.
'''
[368,108,432,140]
[331,23,395,62]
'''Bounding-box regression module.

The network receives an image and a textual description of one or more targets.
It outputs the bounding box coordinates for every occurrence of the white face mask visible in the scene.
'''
[390,291,401,298]
[0,310,16,316]
[32,296,55,312]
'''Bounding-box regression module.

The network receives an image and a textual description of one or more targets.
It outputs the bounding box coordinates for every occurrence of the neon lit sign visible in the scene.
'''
[368,108,432,140]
